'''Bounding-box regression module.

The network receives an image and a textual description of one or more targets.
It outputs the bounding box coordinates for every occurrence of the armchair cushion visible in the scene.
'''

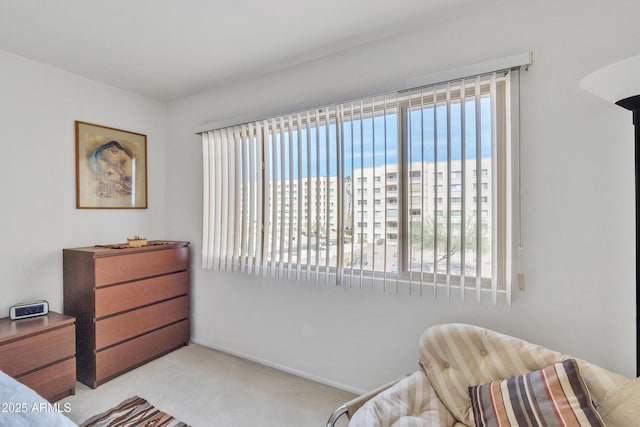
[596,377,640,426]
[348,371,457,427]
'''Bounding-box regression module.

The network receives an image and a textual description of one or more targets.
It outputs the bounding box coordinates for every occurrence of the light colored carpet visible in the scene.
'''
[61,344,354,427]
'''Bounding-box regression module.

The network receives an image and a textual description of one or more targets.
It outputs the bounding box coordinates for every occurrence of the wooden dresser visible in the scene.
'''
[63,241,190,388]
[0,311,76,402]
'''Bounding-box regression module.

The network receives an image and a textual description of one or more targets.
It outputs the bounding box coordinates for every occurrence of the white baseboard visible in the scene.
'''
[190,339,367,396]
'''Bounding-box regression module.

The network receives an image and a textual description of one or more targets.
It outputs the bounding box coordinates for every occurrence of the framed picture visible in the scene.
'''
[75,121,147,209]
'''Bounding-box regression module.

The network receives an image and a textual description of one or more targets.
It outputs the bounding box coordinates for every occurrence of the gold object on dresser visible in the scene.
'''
[126,236,148,247]
[63,241,190,388]
[0,311,76,402]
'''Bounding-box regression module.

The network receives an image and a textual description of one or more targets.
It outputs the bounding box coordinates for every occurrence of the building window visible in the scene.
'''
[201,68,519,304]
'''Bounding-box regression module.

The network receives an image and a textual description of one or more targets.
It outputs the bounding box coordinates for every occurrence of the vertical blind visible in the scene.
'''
[202,68,519,304]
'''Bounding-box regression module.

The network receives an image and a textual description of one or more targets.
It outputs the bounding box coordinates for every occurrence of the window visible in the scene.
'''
[201,68,519,304]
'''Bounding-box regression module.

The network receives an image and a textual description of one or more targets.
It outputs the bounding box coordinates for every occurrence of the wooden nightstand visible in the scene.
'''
[0,311,76,402]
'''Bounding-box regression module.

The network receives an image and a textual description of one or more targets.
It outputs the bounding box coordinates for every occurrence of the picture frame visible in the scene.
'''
[75,121,148,209]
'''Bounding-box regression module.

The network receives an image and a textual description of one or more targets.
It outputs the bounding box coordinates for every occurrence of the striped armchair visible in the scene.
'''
[327,323,633,427]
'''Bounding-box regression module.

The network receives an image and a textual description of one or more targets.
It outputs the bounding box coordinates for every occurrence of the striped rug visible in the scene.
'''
[80,396,189,427]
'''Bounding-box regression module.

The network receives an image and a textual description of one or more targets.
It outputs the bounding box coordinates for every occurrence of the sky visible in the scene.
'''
[264,96,493,180]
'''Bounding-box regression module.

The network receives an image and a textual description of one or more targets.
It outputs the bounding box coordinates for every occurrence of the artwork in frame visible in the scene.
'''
[75,121,147,209]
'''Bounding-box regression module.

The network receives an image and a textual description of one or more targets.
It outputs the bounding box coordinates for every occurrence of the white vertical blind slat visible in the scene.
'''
[357,100,365,289]
[246,124,255,273]
[335,105,344,286]
[229,129,237,270]
[505,70,515,306]
[490,73,499,305]
[234,127,243,271]
[432,85,439,298]
[324,108,331,285]
[278,117,286,278]
[213,129,224,271]
[381,97,388,292]
[348,102,355,288]
[383,95,402,294]
[460,79,467,301]
[419,88,426,298]
[225,128,236,271]
[221,128,231,270]
[264,121,272,275]
[270,119,279,277]
[370,99,376,288]
[219,129,227,270]
[202,132,212,268]
[305,111,313,281]
[445,82,452,299]
[314,110,321,283]
[406,93,414,294]
[474,77,483,302]
[287,115,295,279]
[295,114,303,281]
[239,126,248,272]
[254,121,264,274]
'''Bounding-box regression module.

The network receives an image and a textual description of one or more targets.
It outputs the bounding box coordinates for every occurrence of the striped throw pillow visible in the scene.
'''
[468,359,605,427]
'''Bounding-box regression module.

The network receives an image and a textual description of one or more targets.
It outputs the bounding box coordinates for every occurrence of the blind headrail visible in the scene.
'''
[193,52,532,135]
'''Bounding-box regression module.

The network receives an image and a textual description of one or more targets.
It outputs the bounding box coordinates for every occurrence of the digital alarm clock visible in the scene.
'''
[9,300,49,320]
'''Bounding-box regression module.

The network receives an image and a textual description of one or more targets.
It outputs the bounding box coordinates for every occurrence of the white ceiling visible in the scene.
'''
[0,0,490,101]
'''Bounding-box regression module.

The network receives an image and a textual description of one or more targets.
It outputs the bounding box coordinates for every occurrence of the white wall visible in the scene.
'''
[0,50,168,316]
[167,0,639,392]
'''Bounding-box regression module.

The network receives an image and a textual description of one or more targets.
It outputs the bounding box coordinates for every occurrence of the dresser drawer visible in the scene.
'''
[95,320,189,385]
[0,324,75,377]
[17,358,76,402]
[94,246,189,287]
[95,296,189,349]
[96,271,189,318]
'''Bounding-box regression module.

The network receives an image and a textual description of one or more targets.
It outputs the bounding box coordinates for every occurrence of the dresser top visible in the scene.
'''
[0,311,75,344]
[63,240,189,256]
